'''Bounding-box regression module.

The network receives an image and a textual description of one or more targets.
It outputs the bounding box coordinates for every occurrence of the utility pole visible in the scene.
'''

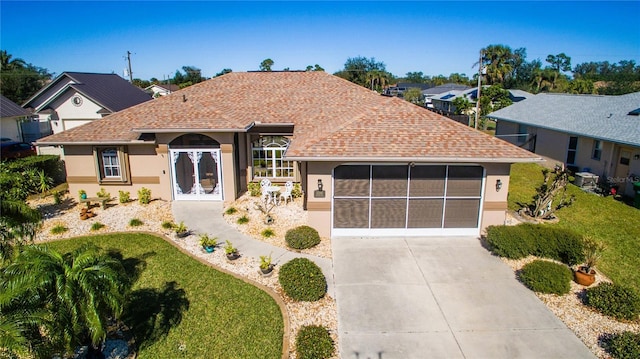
[126,51,133,82]
[474,50,483,130]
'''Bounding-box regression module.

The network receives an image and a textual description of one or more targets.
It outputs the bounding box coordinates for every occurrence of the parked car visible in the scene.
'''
[0,141,36,160]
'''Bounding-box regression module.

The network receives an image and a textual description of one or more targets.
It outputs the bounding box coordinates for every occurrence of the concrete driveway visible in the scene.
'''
[332,236,595,359]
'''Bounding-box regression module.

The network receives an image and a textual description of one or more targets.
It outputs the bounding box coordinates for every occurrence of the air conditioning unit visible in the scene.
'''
[574,172,598,189]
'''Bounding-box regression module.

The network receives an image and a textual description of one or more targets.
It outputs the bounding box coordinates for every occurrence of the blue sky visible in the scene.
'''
[1,1,639,80]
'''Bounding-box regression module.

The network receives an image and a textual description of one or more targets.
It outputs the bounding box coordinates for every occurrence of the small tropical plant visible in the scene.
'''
[261,228,275,238]
[175,221,188,234]
[260,253,273,271]
[78,189,87,199]
[53,190,63,204]
[91,222,106,231]
[225,207,238,215]
[118,190,130,203]
[248,182,261,196]
[50,223,68,235]
[237,215,249,224]
[96,187,110,198]
[161,220,175,229]
[129,218,143,227]
[581,236,605,273]
[199,234,217,248]
[138,187,151,205]
[37,170,53,196]
[224,240,238,255]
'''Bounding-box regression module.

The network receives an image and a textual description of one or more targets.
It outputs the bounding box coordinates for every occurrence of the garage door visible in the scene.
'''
[332,164,484,236]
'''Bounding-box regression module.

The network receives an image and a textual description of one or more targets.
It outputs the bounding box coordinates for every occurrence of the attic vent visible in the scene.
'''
[628,108,640,116]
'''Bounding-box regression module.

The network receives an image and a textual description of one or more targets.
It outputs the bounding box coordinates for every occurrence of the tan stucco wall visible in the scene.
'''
[534,128,569,163]
[481,163,511,231]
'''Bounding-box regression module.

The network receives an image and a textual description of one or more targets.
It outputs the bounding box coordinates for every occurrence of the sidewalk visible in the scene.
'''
[171,201,335,298]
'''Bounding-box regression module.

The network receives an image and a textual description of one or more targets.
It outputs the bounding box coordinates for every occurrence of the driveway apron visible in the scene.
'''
[332,236,595,359]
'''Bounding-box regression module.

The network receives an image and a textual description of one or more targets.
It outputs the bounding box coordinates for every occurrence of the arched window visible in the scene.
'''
[251,136,293,178]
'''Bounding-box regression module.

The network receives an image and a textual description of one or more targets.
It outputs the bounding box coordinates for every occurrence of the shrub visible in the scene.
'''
[291,183,303,198]
[261,228,275,238]
[585,283,640,321]
[518,260,572,295]
[603,331,640,359]
[138,187,151,205]
[96,187,110,198]
[129,218,144,227]
[91,222,106,231]
[296,325,334,359]
[50,224,68,235]
[285,225,321,250]
[486,224,584,265]
[237,215,249,224]
[53,190,63,204]
[225,207,238,215]
[118,190,131,203]
[247,182,261,197]
[161,220,175,229]
[279,258,327,301]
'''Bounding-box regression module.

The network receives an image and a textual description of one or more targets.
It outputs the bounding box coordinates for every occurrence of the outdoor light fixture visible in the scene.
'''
[314,179,326,198]
[496,179,503,192]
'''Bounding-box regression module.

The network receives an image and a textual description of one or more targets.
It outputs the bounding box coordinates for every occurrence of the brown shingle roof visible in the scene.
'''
[37,71,539,162]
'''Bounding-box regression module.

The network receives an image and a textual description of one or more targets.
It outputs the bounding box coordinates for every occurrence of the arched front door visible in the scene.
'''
[169,135,222,201]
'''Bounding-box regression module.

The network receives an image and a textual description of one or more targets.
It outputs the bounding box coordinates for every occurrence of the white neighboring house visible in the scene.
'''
[145,83,180,97]
[22,72,152,156]
[1,95,32,142]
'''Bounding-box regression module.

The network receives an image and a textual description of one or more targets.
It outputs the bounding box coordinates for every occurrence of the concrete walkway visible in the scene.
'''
[333,236,595,359]
[171,201,335,297]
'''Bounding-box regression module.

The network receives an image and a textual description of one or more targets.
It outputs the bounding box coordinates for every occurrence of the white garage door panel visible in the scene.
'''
[332,164,484,236]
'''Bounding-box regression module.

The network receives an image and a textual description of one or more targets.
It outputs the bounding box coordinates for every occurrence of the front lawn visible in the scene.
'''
[47,233,284,358]
[508,163,640,292]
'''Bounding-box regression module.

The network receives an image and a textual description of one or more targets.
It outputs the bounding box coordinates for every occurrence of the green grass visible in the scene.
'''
[509,163,640,291]
[47,233,284,358]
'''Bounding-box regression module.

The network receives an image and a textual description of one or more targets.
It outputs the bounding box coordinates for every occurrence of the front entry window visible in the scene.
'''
[94,146,128,183]
[251,136,293,178]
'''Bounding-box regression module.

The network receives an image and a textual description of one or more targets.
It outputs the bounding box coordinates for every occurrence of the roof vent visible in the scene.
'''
[182,94,187,102]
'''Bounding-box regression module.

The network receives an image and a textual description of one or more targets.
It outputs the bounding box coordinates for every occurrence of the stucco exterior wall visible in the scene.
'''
[50,91,104,134]
[533,128,569,163]
[0,117,21,141]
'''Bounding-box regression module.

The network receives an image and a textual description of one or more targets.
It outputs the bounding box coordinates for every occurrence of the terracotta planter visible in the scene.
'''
[574,267,596,286]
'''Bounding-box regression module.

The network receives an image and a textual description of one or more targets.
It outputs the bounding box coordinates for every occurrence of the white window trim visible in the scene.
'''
[251,136,294,179]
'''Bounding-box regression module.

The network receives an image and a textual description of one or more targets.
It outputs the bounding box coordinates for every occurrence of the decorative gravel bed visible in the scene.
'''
[30,194,338,359]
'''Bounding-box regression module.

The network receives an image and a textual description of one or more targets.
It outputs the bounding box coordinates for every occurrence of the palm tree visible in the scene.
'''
[1,244,128,356]
[0,50,26,71]
[478,45,514,85]
[0,199,41,263]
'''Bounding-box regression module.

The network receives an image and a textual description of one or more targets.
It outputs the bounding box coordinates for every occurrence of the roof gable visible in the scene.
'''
[488,92,640,147]
[38,72,539,162]
[1,95,30,118]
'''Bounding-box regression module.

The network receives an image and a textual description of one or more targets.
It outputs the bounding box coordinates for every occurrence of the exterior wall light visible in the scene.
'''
[314,179,326,198]
[496,179,502,192]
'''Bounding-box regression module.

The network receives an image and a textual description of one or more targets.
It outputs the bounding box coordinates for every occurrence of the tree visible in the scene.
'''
[545,53,571,90]
[333,56,390,88]
[305,64,324,72]
[479,84,512,116]
[1,244,128,356]
[448,73,469,84]
[404,71,426,83]
[569,78,595,94]
[478,44,515,85]
[214,68,232,77]
[452,95,473,115]
[0,50,52,104]
[132,78,151,88]
[402,88,423,105]
[259,58,274,72]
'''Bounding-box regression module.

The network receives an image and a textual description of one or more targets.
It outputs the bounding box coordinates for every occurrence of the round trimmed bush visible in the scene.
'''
[486,224,536,259]
[603,331,640,359]
[296,325,334,359]
[285,225,321,250]
[279,258,326,301]
[518,260,572,295]
[585,283,640,321]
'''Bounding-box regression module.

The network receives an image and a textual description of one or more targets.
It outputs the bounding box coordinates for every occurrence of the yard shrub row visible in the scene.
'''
[486,223,585,265]
[585,283,640,321]
[603,331,640,359]
[296,325,334,359]
[278,258,327,301]
[285,225,321,250]
[4,154,65,183]
[518,260,572,295]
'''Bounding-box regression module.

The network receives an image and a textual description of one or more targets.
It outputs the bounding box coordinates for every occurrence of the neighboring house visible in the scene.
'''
[432,88,533,115]
[145,83,180,97]
[384,83,433,97]
[422,83,472,108]
[1,95,31,142]
[488,92,640,197]
[23,72,152,135]
[37,71,540,237]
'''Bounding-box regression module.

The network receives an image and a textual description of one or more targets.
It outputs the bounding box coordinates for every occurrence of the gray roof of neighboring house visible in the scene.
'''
[487,92,640,147]
[1,95,30,117]
[24,72,152,113]
[423,83,472,95]
[508,89,533,101]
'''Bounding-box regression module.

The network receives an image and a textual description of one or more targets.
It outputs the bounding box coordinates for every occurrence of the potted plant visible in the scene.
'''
[224,240,240,261]
[199,234,217,253]
[259,253,274,276]
[575,236,605,286]
[79,189,87,200]
[174,221,189,238]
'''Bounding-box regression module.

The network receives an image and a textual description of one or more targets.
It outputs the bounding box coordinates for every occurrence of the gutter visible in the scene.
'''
[131,128,245,133]
[284,155,544,163]
[35,140,156,146]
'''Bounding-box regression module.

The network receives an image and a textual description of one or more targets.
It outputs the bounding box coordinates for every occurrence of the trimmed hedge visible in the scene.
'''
[4,154,65,184]
[603,331,640,359]
[279,258,326,301]
[285,225,321,250]
[486,224,585,266]
[585,283,640,321]
[518,260,572,295]
[296,325,334,359]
